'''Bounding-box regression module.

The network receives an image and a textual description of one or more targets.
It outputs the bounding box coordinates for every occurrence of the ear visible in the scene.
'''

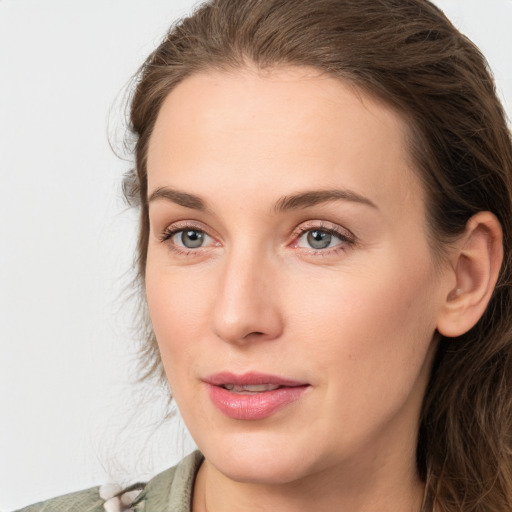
[436,211,503,338]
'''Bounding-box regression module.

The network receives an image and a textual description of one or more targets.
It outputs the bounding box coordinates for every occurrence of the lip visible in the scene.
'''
[203,372,310,420]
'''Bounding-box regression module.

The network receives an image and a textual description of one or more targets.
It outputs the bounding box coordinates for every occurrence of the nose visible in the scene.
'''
[211,247,284,345]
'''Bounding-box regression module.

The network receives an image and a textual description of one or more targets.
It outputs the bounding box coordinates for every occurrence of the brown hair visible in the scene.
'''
[123,0,512,510]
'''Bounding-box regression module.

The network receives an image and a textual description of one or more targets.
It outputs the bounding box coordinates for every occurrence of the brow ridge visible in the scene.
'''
[274,189,377,212]
[148,187,206,210]
[148,186,377,213]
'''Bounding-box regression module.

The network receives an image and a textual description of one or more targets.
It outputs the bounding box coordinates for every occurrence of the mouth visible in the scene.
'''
[203,372,310,420]
[220,383,283,393]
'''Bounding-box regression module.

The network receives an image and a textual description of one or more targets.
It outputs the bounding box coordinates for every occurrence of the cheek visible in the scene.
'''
[145,263,216,381]
[287,255,439,388]
[280,258,439,451]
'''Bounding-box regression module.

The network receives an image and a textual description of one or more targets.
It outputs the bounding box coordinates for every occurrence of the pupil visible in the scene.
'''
[307,230,331,249]
[182,230,204,248]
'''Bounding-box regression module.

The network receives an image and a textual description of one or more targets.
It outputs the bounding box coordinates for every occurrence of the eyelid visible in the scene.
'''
[158,220,220,253]
[158,219,213,239]
[289,220,356,251]
[156,219,355,256]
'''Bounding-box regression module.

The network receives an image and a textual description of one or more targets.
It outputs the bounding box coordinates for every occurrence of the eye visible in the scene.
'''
[159,223,218,252]
[292,222,355,253]
[174,229,209,249]
[302,230,337,250]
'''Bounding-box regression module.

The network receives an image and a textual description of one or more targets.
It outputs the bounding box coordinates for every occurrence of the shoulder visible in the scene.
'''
[12,451,204,512]
[12,486,104,512]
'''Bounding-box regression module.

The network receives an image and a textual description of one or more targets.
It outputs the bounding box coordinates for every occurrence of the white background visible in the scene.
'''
[1,1,511,510]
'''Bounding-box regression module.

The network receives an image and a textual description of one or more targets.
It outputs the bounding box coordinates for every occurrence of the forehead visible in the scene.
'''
[147,66,425,220]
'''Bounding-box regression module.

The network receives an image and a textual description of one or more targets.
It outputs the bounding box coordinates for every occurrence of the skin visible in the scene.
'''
[144,66,483,512]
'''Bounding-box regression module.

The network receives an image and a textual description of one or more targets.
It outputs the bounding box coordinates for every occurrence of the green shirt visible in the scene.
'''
[14,451,204,512]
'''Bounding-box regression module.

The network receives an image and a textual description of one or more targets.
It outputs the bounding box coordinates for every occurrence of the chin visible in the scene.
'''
[215,455,312,485]
[198,430,325,485]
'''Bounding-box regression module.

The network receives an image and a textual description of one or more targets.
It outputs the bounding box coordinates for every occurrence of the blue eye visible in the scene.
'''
[159,223,219,254]
[176,229,206,248]
[306,230,334,249]
[295,226,351,251]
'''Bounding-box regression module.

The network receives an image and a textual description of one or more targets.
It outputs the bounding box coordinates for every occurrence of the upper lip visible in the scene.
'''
[203,371,308,387]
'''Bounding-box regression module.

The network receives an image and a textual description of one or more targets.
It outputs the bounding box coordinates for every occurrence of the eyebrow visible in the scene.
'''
[148,187,206,210]
[274,189,378,212]
[148,186,377,213]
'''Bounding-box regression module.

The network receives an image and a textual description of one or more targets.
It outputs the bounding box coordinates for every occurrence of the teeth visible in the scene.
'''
[222,384,281,393]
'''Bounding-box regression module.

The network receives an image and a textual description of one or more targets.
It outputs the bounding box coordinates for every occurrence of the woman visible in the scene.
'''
[16,0,512,510]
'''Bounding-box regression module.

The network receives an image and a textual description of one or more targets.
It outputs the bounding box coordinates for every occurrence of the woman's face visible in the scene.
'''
[145,67,451,484]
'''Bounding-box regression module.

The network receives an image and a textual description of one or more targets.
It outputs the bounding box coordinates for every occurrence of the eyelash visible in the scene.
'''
[158,221,356,256]
[292,222,355,255]
[158,222,216,256]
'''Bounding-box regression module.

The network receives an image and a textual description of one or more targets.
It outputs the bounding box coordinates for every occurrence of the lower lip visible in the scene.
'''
[206,384,309,420]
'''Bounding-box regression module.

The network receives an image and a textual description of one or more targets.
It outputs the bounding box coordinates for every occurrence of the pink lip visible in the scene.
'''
[204,372,310,420]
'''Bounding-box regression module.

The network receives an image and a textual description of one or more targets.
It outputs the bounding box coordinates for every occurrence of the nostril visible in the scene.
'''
[240,330,267,341]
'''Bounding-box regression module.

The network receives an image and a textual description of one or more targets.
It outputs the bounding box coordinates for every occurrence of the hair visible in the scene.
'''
[122,0,512,510]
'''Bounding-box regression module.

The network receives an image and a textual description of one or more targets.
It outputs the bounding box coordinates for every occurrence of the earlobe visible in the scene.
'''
[437,211,503,338]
